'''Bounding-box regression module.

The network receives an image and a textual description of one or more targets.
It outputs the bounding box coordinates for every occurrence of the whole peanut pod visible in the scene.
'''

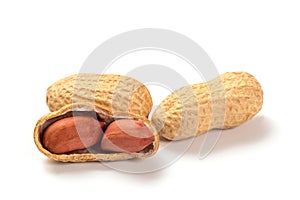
[151,72,263,140]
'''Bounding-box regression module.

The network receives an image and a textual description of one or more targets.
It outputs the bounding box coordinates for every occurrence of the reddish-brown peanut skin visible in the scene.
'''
[43,116,105,154]
[101,119,154,153]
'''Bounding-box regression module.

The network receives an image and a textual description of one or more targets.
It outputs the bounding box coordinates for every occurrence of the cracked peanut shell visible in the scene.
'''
[34,103,159,162]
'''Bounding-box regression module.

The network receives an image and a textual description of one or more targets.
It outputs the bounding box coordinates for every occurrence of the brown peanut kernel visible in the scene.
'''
[101,119,155,153]
[43,116,105,154]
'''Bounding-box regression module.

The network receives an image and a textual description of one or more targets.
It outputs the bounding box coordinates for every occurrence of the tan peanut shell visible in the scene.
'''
[34,103,159,162]
[151,72,263,140]
[46,74,152,118]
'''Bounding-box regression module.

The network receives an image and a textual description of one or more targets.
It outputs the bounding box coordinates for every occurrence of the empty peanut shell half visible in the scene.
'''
[46,74,152,118]
[34,104,159,162]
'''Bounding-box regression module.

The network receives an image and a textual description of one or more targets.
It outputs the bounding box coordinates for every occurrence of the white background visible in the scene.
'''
[0,0,299,199]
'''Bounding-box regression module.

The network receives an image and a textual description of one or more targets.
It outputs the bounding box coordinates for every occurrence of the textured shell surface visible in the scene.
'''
[34,103,159,162]
[46,74,152,118]
[151,72,263,140]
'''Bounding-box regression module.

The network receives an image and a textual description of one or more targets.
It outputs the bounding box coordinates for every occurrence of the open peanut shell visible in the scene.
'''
[34,103,159,162]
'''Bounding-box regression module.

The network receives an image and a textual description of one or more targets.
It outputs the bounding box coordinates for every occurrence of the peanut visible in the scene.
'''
[151,72,263,140]
[43,116,105,154]
[101,120,155,153]
[35,72,160,162]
